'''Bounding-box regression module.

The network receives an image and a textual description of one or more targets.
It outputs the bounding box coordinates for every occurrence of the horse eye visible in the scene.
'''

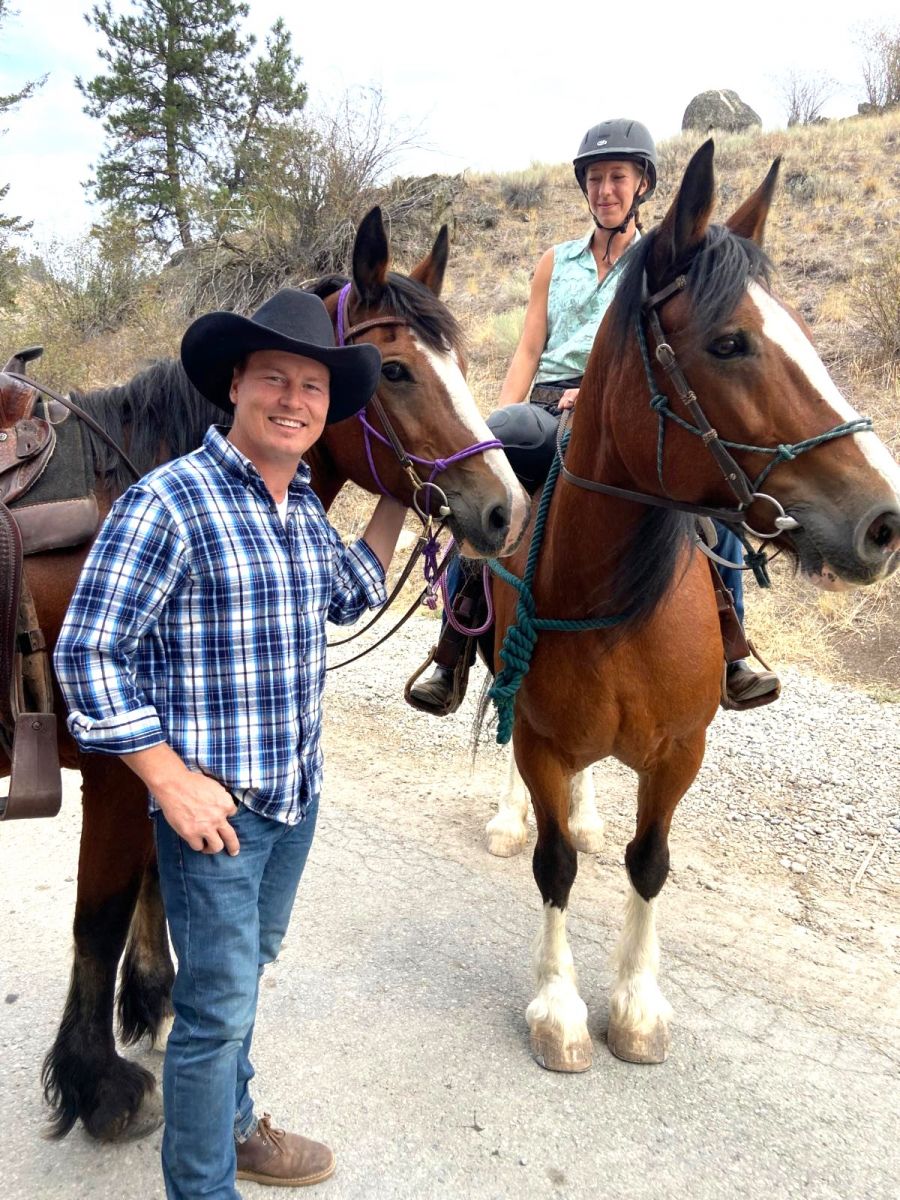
[708,333,747,359]
[381,361,412,383]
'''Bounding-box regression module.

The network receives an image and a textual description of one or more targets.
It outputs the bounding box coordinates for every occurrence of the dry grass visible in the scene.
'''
[4,110,899,688]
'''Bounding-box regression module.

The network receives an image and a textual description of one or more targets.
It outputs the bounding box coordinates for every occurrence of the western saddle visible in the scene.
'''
[0,347,99,820]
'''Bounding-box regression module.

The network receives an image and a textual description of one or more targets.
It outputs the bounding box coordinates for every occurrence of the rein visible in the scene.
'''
[484,270,873,742]
[325,282,501,669]
[486,436,627,744]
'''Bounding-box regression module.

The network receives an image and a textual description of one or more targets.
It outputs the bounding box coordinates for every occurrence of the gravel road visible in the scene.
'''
[1,608,897,1200]
[327,611,899,901]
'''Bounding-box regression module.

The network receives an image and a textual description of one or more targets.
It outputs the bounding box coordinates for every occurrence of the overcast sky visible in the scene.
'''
[1,0,897,246]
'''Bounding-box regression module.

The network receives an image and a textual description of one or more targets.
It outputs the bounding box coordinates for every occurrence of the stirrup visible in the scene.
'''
[404,644,473,717]
[719,642,781,713]
[0,712,61,820]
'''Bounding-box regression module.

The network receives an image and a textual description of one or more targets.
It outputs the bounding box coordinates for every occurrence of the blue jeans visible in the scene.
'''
[154,796,319,1200]
[713,523,745,626]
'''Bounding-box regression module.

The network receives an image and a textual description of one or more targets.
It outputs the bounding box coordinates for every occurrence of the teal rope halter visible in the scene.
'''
[486,433,626,745]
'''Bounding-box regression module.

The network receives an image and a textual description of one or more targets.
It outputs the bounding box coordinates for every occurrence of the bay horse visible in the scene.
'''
[3,206,528,1140]
[484,142,900,1072]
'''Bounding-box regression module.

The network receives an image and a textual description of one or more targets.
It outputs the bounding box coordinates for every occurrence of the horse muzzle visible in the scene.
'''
[789,500,900,589]
[444,482,530,559]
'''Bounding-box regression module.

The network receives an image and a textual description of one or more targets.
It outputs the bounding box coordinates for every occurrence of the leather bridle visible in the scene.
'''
[557,272,873,540]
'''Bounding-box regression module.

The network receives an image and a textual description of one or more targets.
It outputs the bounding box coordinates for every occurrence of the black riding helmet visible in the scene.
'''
[573,118,657,200]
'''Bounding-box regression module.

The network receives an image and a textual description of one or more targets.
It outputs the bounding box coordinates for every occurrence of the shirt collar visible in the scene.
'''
[570,226,643,262]
[201,425,313,494]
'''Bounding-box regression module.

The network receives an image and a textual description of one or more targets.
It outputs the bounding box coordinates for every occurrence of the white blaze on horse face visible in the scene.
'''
[413,337,526,527]
[749,283,900,500]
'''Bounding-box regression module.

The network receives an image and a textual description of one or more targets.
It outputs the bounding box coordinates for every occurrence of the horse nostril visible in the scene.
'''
[865,509,900,556]
[486,502,510,534]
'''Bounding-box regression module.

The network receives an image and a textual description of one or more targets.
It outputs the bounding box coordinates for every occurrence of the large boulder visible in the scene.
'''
[682,90,762,134]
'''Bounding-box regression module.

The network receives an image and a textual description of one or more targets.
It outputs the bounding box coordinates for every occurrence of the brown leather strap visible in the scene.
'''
[707,557,751,664]
[0,501,23,744]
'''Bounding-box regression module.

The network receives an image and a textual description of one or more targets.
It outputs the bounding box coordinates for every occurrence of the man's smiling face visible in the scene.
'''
[227,349,331,472]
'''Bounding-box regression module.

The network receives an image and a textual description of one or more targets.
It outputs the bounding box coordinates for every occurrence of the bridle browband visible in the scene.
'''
[334,282,502,523]
[557,271,873,541]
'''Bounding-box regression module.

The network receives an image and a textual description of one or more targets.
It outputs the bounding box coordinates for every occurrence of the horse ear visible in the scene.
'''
[648,139,716,287]
[725,157,781,245]
[409,225,450,296]
[352,207,390,304]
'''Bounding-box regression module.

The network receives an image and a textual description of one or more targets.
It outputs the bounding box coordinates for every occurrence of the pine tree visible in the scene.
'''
[79,1,306,250]
[0,0,46,306]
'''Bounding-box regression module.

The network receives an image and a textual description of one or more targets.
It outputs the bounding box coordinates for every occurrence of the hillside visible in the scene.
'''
[3,111,899,693]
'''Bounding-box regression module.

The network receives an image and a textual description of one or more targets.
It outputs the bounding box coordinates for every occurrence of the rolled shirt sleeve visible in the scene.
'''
[326,528,387,625]
[53,486,189,755]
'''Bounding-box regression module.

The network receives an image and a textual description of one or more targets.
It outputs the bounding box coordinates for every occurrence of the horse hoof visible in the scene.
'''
[606,1019,670,1064]
[485,819,528,858]
[530,1031,593,1073]
[569,820,604,854]
[97,1089,164,1142]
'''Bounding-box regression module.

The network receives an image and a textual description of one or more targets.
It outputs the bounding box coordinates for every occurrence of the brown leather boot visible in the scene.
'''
[235,1113,335,1187]
[404,570,486,716]
[724,659,781,708]
[405,641,476,716]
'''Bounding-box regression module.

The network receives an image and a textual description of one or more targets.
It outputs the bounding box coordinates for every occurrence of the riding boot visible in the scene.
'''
[405,571,487,716]
[708,560,781,711]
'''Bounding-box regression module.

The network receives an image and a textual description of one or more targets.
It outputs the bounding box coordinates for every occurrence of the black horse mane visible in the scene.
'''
[311,273,463,355]
[609,222,772,348]
[591,224,772,637]
[71,358,228,497]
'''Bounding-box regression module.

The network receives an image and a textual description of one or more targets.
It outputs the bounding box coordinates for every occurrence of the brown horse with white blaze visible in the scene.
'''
[11,207,528,1141]
[486,142,900,1072]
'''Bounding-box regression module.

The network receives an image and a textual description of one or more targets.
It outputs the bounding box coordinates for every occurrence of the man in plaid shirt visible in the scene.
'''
[54,289,406,1199]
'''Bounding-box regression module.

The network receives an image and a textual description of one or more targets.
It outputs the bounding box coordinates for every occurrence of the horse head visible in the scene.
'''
[315,207,529,558]
[593,139,900,590]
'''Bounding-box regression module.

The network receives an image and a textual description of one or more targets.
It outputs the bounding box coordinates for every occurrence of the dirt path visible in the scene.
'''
[2,615,898,1199]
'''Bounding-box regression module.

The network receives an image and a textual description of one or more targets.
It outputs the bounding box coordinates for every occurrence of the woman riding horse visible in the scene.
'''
[406,118,779,714]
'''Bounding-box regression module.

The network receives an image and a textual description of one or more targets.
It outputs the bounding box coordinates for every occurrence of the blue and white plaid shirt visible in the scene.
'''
[54,426,386,824]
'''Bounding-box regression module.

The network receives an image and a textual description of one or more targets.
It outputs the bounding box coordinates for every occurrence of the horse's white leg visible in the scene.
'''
[485,747,529,857]
[526,903,593,1072]
[607,883,672,1063]
[567,767,604,854]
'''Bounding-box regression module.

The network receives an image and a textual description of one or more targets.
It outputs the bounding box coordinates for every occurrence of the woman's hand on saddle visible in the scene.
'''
[557,388,580,410]
[120,743,240,855]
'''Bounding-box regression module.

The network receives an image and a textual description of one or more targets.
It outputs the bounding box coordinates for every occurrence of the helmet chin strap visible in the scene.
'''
[587,161,649,263]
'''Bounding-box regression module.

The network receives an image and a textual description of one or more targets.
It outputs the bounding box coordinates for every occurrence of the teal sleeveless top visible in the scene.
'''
[534,230,639,385]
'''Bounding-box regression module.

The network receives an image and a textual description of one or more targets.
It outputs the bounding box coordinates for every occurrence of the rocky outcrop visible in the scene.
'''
[682,90,762,134]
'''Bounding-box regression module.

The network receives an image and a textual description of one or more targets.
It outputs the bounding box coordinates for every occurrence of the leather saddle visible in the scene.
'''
[0,348,65,820]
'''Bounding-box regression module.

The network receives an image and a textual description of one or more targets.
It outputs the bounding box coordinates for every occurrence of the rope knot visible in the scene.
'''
[650,393,669,412]
[776,443,798,463]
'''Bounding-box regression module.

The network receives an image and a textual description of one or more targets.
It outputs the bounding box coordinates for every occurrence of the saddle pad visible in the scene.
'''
[9,406,99,555]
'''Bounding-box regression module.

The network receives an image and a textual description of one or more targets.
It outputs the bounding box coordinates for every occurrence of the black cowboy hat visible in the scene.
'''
[180,288,381,424]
